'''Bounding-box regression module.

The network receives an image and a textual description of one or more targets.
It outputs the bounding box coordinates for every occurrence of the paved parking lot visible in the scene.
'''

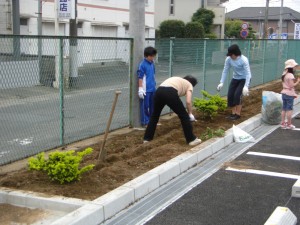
[145,117,300,225]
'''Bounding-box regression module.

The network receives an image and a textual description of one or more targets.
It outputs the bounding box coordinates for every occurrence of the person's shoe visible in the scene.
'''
[286,124,296,130]
[189,138,202,146]
[280,122,287,129]
[143,140,149,144]
[226,114,235,119]
[229,114,241,120]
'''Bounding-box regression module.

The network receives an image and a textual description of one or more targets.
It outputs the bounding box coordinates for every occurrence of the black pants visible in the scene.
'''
[144,87,196,143]
[227,78,245,107]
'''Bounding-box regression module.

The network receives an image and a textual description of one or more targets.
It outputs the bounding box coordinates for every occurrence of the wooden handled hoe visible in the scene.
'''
[97,90,122,162]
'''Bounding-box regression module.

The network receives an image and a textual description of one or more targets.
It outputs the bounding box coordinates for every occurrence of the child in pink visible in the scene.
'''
[280,59,300,129]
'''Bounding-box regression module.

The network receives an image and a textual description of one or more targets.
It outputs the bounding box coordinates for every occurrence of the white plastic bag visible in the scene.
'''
[232,125,255,143]
[261,91,282,125]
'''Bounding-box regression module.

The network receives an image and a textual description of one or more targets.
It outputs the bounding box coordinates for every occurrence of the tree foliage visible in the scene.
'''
[191,8,215,34]
[184,22,205,38]
[159,20,185,38]
[225,19,256,39]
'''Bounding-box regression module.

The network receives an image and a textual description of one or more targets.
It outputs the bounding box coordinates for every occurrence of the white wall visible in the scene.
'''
[154,0,201,28]
[0,0,155,66]
[0,0,13,34]
[14,0,155,37]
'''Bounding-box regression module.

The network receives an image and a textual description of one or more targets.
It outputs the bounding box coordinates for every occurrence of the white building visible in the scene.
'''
[154,0,226,38]
[0,0,155,38]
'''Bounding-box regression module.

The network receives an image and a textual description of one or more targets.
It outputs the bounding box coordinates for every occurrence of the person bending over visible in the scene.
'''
[143,75,201,146]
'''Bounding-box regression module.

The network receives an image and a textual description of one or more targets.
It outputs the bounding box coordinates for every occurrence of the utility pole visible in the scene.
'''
[129,0,145,128]
[279,0,283,39]
[12,0,20,58]
[263,0,270,39]
[69,0,78,87]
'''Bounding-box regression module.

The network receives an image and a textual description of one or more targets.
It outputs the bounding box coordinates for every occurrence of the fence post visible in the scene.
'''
[59,37,65,146]
[262,40,266,84]
[168,38,175,115]
[129,38,135,127]
[169,37,175,78]
[247,40,251,60]
[202,39,207,91]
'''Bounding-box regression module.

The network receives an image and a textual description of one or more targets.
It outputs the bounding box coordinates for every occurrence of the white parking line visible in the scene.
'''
[247,151,300,161]
[226,167,300,179]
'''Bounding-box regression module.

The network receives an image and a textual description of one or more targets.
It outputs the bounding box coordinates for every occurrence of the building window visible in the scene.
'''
[170,0,174,15]
[20,18,28,26]
[145,0,149,6]
[77,22,83,28]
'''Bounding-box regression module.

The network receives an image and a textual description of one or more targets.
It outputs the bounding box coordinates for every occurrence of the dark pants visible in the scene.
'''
[227,78,245,107]
[144,87,196,143]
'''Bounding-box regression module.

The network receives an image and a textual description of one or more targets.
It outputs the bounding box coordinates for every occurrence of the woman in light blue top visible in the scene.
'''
[217,44,252,120]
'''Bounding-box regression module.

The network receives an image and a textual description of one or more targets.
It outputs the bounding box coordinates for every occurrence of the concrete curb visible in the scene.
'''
[0,187,90,212]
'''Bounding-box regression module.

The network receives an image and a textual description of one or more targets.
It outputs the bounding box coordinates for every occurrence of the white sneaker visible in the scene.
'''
[286,124,296,130]
[189,138,202,146]
[143,140,149,144]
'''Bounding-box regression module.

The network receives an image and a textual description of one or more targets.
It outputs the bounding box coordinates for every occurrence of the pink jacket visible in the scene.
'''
[281,72,297,97]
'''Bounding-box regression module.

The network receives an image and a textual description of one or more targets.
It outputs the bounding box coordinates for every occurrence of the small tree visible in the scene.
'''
[192,8,215,34]
[225,19,256,39]
[185,22,205,38]
[159,20,185,38]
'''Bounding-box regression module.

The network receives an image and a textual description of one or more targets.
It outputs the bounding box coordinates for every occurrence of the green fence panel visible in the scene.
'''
[1,36,300,165]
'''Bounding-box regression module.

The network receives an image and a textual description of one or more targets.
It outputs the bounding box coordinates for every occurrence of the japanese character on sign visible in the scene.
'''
[294,23,300,40]
[58,0,72,19]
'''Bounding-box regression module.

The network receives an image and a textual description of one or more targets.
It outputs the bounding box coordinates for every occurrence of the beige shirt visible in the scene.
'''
[160,77,193,97]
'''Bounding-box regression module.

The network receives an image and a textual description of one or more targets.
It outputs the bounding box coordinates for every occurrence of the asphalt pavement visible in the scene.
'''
[145,116,300,225]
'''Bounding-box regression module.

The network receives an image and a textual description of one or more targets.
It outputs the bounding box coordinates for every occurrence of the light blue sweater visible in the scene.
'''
[220,55,252,87]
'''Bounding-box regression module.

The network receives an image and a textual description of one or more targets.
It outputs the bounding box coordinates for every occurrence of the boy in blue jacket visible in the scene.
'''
[138,47,157,127]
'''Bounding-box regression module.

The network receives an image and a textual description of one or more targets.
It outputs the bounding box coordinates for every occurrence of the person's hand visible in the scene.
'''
[217,83,223,91]
[242,86,249,96]
[189,114,196,122]
[138,87,146,99]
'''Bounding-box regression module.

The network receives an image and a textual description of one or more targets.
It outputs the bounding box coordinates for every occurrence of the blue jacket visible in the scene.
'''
[137,58,156,92]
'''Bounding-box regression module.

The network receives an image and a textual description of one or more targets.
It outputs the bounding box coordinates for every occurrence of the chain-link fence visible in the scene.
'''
[1,35,300,165]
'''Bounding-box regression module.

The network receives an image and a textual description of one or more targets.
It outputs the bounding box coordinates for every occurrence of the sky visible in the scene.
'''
[221,0,300,13]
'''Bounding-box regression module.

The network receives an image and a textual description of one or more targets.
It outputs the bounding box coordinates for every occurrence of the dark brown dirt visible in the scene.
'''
[0,80,293,200]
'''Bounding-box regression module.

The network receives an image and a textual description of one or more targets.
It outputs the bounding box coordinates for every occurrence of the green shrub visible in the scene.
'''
[204,33,217,39]
[159,20,185,38]
[28,148,94,184]
[185,22,204,38]
[193,90,227,119]
[200,127,225,141]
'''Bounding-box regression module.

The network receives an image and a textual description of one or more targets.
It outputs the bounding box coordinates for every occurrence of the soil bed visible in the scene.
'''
[0,80,293,200]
